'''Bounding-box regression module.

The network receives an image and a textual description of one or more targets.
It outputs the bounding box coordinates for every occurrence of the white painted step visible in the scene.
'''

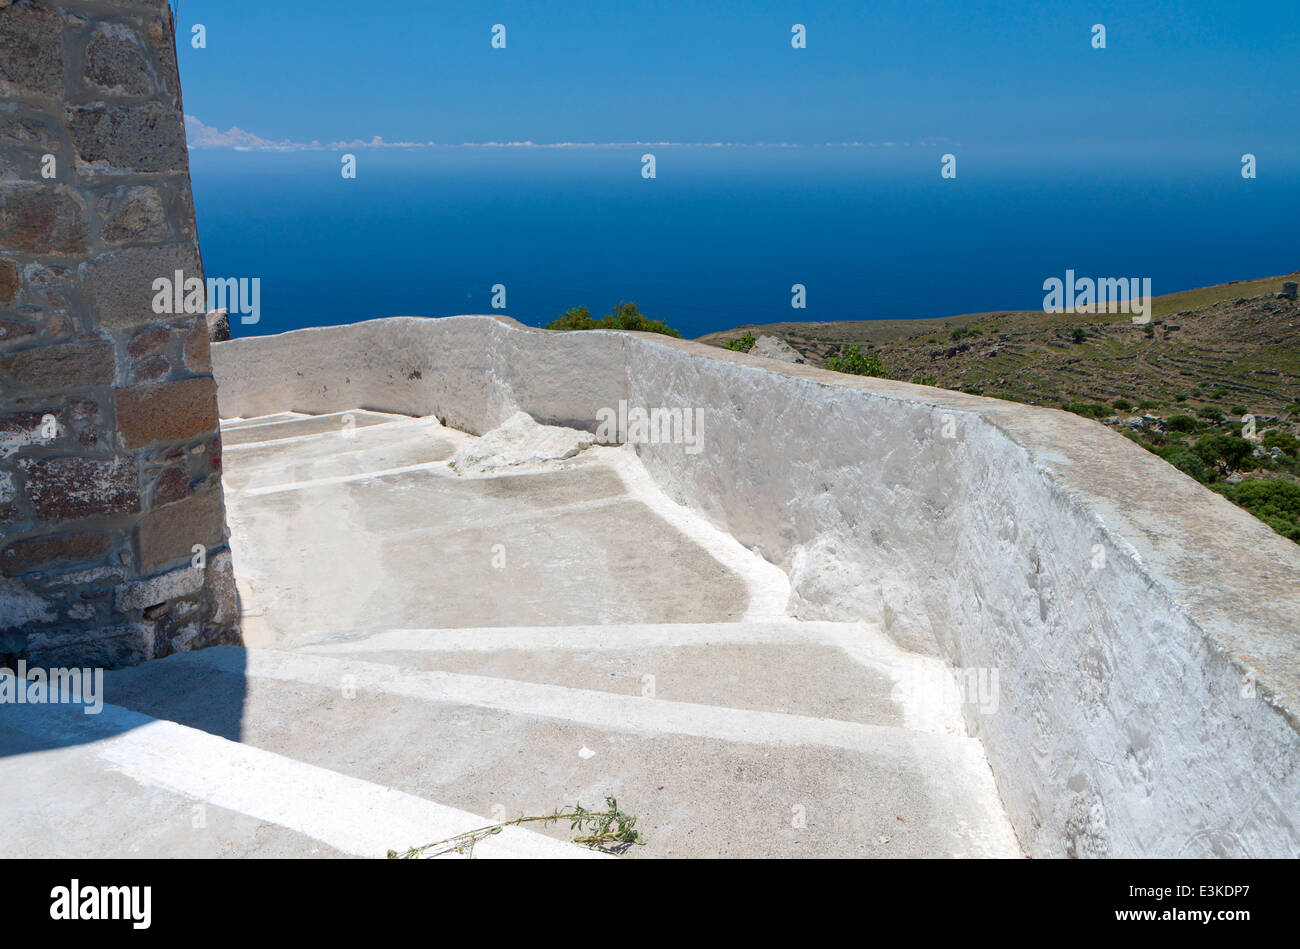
[218,411,309,430]
[0,695,604,859]
[225,463,756,645]
[220,417,471,492]
[292,621,967,735]
[100,645,1022,858]
[220,409,404,447]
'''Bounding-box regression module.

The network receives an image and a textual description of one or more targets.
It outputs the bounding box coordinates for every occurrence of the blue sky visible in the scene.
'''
[175,0,1298,152]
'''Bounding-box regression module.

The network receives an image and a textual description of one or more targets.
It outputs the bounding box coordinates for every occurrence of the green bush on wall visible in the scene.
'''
[546,302,681,338]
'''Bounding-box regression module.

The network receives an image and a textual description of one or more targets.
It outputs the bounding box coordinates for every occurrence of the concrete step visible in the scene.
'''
[225,461,756,647]
[218,411,308,430]
[220,409,404,447]
[220,416,471,492]
[98,645,1021,858]
[292,621,967,735]
[0,694,602,859]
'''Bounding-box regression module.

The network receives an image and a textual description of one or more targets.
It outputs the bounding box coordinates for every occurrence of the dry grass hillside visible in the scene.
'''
[700,273,1300,417]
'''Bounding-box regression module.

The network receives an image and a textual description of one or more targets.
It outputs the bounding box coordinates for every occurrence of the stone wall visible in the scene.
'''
[212,316,1300,857]
[0,0,239,667]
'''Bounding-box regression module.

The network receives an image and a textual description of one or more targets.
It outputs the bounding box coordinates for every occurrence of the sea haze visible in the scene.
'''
[189,146,1300,341]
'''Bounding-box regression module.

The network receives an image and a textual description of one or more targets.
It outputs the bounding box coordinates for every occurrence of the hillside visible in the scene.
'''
[701,274,1300,413]
[701,273,1300,541]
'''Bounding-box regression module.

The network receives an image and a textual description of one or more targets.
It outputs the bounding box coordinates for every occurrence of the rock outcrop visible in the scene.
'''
[449,410,594,474]
[750,334,805,363]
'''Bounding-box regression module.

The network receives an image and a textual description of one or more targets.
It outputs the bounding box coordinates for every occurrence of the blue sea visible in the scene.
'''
[189,146,1300,341]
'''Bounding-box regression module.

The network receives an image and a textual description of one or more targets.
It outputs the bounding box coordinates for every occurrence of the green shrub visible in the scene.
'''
[824,345,888,378]
[1062,402,1110,419]
[1166,414,1199,433]
[547,305,598,331]
[725,332,757,353]
[546,302,680,338]
[1197,406,1224,423]
[1156,445,1210,482]
[1231,405,1248,417]
[1263,431,1300,456]
[1192,433,1255,474]
[1211,479,1300,542]
[1113,398,1132,412]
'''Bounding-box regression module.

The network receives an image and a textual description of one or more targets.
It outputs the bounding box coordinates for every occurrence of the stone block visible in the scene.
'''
[0,1,63,100]
[0,575,54,630]
[0,182,88,255]
[0,257,18,304]
[205,548,238,627]
[80,243,200,330]
[0,103,62,152]
[136,485,225,572]
[126,324,169,357]
[145,13,180,105]
[97,184,166,243]
[1,530,110,576]
[0,318,38,350]
[153,463,189,505]
[18,454,139,522]
[115,375,218,448]
[183,317,211,371]
[114,561,204,612]
[0,339,115,394]
[131,353,169,382]
[21,622,154,669]
[83,23,152,97]
[0,408,49,458]
[64,100,186,173]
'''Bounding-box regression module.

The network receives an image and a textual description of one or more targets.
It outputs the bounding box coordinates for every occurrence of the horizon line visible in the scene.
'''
[184,115,950,152]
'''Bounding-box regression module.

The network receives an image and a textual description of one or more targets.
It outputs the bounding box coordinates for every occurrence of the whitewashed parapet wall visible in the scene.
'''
[213,315,1300,858]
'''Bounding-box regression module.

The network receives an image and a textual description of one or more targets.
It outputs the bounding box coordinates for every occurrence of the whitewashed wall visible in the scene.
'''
[214,315,1300,858]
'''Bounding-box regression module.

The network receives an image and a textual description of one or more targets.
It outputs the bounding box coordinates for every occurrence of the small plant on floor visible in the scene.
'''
[388,796,646,859]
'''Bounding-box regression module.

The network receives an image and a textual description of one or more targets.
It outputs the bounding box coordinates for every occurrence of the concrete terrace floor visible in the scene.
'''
[0,410,1021,858]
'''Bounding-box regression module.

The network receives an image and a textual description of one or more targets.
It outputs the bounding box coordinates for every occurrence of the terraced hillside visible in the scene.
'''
[701,273,1300,418]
